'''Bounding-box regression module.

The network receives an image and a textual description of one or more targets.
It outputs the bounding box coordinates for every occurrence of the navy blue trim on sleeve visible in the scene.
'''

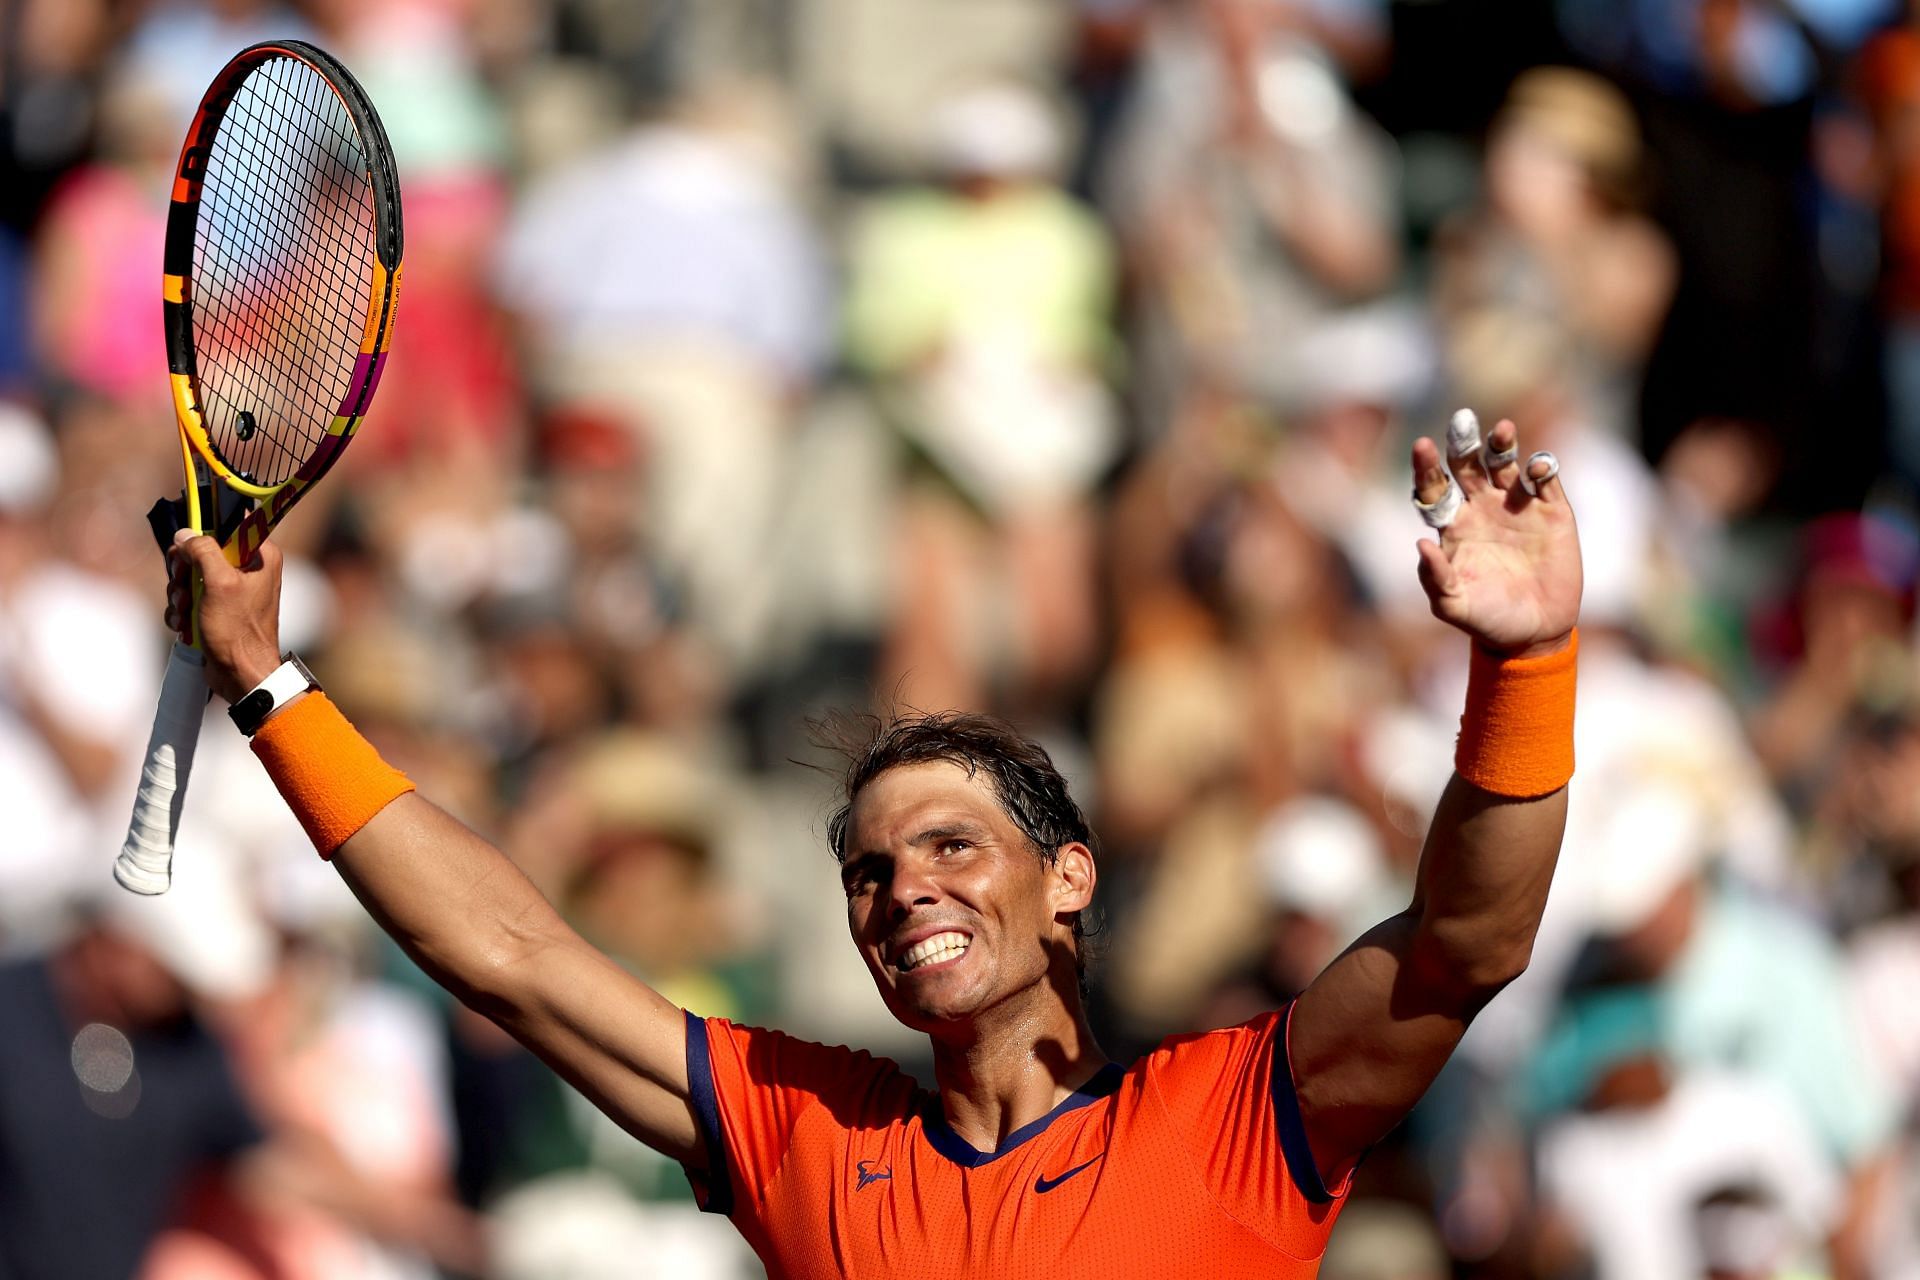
[681,1009,735,1215]
[1271,1004,1337,1205]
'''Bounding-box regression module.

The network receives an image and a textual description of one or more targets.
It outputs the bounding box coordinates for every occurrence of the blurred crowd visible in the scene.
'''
[8,0,1920,1277]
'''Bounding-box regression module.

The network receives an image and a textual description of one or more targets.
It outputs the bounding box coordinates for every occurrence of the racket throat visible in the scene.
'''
[146,465,256,560]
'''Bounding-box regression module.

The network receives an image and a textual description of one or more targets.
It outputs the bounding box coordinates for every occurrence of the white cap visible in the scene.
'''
[101,832,277,1001]
[1583,779,1711,934]
[929,82,1065,179]
[0,403,58,513]
[1255,796,1388,921]
[1283,304,1434,413]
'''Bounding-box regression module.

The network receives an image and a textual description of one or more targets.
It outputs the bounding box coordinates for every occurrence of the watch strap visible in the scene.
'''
[229,654,320,736]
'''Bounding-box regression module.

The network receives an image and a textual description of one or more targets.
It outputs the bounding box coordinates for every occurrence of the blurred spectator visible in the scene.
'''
[1557,0,1894,109]
[497,78,831,677]
[486,728,762,1278]
[122,1,314,129]
[845,79,1119,713]
[1318,1200,1450,1280]
[0,234,33,395]
[1861,16,1920,493]
[1265,306,1435,621]
[1104,0,1401,423]
[498,78,826,386]
[1098,471,1396,1036]
[1548,781,1899,1279]
[329,0,523,476]
[1526,984,1840,1280]
[792,0,1074,176]
[1434,68,1676,438]
[0,911,264,1280]
[0,404,155,949]
[28,64,176,403]
[1749,512,1920,793]
[1197,795,1401,1031]
[1650,415,1786,674]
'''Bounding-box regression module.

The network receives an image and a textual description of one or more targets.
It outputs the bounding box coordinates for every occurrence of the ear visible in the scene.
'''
[1052,841,1096,921]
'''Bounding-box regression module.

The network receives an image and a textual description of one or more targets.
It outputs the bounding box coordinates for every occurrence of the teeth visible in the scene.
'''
[898,932,970,972]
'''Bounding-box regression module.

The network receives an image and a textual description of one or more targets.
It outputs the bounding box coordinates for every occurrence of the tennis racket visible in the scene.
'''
[115,40,402,895]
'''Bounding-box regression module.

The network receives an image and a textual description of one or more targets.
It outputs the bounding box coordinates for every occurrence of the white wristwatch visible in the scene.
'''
[228,653,320,736]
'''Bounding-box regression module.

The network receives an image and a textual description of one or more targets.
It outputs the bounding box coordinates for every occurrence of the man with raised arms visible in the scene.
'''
[168,412,1580,1277]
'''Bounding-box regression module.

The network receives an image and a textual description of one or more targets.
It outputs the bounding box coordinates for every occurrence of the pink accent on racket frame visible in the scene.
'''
[339,351,387,415]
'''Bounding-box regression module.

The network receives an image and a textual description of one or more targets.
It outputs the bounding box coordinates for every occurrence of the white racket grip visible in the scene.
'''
[114,643,210,895]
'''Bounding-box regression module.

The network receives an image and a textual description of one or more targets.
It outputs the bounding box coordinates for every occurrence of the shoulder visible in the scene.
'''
[1134,1009,1300,1144]
[698,1015,919,1118]
[1142,1009,1289,1072]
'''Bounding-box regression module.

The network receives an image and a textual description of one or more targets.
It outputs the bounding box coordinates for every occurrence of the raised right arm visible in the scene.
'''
[170,532,705,1167]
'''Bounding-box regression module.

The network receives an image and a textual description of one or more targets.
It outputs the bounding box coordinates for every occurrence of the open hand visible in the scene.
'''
[1412,414,1582,657]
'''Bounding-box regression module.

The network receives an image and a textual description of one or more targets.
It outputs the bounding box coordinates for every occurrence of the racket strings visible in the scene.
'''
[190,54,378,488]
[198,61,370,478]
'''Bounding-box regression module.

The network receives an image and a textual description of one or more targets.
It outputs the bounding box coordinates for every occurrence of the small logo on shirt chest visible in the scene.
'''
[1034,1153,1104,1193]
[855,1159,893,1190]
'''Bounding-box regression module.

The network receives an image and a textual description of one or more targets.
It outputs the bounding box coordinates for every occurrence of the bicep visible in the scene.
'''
[489,930,706,1168]
[1287,910,1482,1181]
[1290,774,1567,1178]
[330,796,705,1166]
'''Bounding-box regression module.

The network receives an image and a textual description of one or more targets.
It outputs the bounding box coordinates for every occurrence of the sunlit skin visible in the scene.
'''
[841,761,1105,1147]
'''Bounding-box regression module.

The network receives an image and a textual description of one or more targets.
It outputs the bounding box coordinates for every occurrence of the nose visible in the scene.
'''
[886,858,941,923]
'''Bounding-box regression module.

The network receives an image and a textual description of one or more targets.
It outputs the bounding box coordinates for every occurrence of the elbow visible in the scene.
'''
[1409,914,1537,1009]
[412,906,575,1023]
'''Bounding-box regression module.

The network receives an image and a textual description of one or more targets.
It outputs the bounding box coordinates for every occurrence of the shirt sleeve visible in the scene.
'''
[1142,1003,1350,1260]
[681,1011,911,1219]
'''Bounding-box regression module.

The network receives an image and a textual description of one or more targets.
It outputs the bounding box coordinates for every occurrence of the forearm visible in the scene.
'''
[1407,775,1568,997]
[330,792,574,1014]
[246,691,575,1014]
[1293,416,1581,1175]
[176,535,702,1162]
[1406,631,1577,1000]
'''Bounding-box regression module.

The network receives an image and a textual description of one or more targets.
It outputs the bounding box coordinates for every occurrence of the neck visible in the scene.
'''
[928,981,1108,1154]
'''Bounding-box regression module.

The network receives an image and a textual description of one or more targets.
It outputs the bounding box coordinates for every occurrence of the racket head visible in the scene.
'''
[162,40,402,555]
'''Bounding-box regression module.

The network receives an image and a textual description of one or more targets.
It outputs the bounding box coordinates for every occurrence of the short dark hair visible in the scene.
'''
[818,710,1100,965]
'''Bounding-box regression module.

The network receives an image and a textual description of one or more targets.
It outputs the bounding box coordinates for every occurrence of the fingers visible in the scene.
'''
[1522,451,1564,502]
[171,528,231,580]
[1411,436,1466,532]
[1415,537,1465,621]
[1412,437,1449,504]
[1482,418,1521,490]
[1446,409,1493,495]
[164,570,191,637]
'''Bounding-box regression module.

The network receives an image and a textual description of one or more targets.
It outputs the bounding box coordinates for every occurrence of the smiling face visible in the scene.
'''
[840,760,1094,1040]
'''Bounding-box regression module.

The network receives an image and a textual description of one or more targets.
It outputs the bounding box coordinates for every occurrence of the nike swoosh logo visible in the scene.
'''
[1034,1154,1104,1194]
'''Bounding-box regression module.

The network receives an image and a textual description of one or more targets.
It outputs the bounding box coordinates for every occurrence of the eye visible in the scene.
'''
[842,859,884,897]
[940,839,972,856]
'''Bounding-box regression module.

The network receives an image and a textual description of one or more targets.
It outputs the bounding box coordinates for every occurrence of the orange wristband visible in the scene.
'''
[251,693,415,858]
[1455,629,1578,798]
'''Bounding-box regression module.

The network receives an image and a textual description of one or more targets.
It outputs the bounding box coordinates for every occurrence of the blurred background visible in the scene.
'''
[6,0,1920,1277]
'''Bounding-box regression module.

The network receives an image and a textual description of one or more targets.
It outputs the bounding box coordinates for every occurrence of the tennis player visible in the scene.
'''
[169,415,1579,1277]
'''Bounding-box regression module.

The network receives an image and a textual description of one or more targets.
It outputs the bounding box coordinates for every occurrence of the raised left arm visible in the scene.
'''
[1289,413,1582,1183]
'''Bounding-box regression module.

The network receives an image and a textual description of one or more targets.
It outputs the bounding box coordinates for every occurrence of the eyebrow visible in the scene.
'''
[846,819,992,869]
[840,853,881,885]
[908,821,990,847]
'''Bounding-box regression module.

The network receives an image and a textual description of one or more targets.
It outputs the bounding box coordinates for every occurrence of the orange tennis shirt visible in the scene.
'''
[680,1003,1350,1277]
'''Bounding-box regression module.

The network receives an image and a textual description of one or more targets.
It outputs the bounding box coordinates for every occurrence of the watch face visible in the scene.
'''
[234,689,272,730]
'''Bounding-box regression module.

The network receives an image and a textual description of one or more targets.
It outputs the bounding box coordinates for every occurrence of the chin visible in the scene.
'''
[880,975,991,1033]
